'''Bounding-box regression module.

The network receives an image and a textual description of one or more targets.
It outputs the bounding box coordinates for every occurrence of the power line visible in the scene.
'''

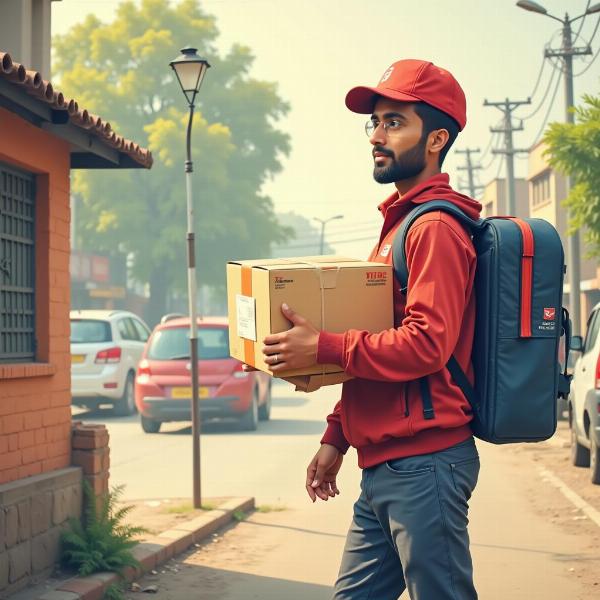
[518,61,558,121]
[529,67,563,147]
[574,15,600,76]
[575,43,600,75]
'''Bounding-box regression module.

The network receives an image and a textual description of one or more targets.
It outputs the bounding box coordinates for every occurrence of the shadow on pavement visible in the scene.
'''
[137,564,334,600]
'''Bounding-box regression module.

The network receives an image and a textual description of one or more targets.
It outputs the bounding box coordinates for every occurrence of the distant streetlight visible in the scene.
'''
[314,215,344,254]
[169,46,211,509]
[516,1,599,336]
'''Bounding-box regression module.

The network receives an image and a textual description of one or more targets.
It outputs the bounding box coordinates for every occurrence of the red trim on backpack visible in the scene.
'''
[509,218,534,338]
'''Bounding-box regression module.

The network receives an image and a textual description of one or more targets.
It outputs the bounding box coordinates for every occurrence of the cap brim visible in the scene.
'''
[345,86,420,114]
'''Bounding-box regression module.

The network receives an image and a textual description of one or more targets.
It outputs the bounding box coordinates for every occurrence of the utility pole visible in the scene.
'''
[484,97,531,215]
[545,19,592,337]
[456,148,484,198]
[314,214,343,254]
[516,1,600,336]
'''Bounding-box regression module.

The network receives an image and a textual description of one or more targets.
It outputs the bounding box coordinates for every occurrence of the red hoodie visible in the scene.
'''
[317,173,482,468]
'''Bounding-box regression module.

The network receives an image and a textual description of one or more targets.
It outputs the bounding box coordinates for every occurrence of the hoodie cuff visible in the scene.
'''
[317,331,345,366]
[321,423,350,455]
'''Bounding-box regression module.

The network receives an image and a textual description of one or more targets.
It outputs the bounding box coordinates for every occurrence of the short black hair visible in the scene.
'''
[413,102,460,167]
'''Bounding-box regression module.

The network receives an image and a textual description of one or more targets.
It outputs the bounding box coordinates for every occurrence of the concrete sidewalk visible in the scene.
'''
[128,442,598,600]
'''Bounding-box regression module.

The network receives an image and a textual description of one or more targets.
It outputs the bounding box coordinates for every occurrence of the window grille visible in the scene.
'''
[0,163,36,363]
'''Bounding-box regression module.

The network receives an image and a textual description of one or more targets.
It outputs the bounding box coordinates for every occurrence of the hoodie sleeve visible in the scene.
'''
[317,215,475,382]
[320,400,351,454]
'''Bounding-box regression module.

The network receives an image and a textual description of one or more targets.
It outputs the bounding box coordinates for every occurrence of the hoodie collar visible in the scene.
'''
[378,173,452,218]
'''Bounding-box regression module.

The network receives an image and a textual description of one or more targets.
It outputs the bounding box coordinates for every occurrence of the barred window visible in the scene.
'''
[0,163,36,363]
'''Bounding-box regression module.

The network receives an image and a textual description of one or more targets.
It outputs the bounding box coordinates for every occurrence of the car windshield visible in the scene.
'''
[148,326,230,360]
[70,320,112,344]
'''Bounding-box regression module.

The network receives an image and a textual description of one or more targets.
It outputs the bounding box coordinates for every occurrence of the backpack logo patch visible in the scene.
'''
[380,244,392,257]
[543,308,556,321]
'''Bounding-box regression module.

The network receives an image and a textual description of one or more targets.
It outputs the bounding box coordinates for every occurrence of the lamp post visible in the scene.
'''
[314,215,344,254]
[169,46,211,509]
[516,0,600,336]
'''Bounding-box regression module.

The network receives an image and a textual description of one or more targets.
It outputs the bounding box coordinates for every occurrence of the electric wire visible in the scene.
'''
[575,15,600,76]
[525,54,548,102]
[530,67,563,147]
[518,61,558,120]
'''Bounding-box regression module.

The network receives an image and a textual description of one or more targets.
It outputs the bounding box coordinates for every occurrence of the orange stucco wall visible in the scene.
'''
[0,107,72,484]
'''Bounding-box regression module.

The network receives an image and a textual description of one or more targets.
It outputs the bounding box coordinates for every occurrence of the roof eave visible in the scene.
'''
[0,69,152,170]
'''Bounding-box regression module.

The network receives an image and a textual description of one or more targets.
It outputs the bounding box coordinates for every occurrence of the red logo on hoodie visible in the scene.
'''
[543,308,556,321]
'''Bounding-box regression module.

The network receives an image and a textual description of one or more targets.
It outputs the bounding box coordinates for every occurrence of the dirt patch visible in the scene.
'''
[117,497,229,539]
[506,422,600,594]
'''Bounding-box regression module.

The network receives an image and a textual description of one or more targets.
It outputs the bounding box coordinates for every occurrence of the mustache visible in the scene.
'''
[372,145,395,159]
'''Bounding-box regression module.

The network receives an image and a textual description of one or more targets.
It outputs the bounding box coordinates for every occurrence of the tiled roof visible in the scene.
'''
[0,51,152,169]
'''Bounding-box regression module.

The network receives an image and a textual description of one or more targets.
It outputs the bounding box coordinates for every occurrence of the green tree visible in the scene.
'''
[544,92,600,257]
[54,0,290,324]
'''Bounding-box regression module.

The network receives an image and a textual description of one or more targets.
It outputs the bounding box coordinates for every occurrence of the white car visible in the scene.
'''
[70,310,151,415]
[569,302,600,485]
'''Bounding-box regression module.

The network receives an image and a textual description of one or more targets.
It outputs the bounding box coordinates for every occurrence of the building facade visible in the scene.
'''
[480,177,529,220]
[0,50,151,594]
[528,141,599,329]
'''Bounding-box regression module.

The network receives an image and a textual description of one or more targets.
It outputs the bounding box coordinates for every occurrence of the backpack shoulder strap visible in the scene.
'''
[392,199,482,293]
[390,200,483,421]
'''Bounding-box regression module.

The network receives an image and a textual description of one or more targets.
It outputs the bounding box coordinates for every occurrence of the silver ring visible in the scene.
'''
[274,354,279,363]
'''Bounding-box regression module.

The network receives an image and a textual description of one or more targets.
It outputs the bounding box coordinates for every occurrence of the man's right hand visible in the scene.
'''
[306,444,343,503]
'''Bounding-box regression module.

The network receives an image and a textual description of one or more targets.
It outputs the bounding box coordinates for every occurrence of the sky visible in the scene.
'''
[51,0,600,260]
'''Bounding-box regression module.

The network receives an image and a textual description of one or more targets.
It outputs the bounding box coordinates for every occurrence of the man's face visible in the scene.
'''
[368,99,427,184]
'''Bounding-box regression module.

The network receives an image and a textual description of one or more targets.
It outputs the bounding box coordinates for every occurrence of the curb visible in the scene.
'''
[33,497,255,600]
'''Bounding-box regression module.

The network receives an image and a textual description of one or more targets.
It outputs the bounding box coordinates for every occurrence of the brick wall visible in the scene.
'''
[0,107,72,485]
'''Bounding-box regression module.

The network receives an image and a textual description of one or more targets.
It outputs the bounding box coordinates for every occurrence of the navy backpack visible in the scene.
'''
[392,200,572,444]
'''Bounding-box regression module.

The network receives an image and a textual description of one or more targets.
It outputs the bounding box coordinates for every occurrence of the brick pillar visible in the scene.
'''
[71,423,110,507]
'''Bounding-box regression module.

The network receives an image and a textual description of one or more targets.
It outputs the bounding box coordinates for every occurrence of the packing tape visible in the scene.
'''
[241,265,255,366]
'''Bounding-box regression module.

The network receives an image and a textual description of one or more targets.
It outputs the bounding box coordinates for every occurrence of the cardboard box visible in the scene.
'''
[226,256,394,391]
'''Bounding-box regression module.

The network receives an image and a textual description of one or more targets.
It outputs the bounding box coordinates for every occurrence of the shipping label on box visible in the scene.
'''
[226,256,394,391]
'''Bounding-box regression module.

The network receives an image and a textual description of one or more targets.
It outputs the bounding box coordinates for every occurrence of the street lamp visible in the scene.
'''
[169,46,211,509]
[314,215,344,254]
[516,1,600,336]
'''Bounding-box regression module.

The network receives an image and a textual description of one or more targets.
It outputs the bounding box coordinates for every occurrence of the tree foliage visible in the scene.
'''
[544,92,600,257]
[54,0,291,323]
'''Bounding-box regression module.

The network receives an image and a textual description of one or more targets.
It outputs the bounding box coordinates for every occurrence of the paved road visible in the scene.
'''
[74,380,600,599]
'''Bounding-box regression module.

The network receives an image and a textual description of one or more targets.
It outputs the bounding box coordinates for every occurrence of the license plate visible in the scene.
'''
[71,354,86,364]
[171,386,210,399]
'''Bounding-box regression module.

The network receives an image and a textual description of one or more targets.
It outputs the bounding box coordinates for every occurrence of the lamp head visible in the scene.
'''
[516,0,548,15]
[587,2,600,15]
[169,46,211,105]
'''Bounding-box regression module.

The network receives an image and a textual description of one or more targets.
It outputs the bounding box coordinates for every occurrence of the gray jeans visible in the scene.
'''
[333,437,479,600]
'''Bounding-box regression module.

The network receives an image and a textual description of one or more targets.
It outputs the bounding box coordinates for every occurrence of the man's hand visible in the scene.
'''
[262,304,319,372]
[306,444,343,503]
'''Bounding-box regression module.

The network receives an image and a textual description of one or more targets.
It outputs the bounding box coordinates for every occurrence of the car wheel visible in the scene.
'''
[113,373,137,417]
[239,388,259,431]
[591,436,600,485]
[258,381,272,421]
[141,415,161,434]
[570,424,590,467]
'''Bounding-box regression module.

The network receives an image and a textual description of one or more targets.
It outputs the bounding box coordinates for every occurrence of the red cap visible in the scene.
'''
[345,59,467,130]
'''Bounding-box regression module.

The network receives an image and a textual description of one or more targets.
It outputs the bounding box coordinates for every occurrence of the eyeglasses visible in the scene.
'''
[364,118,404,137]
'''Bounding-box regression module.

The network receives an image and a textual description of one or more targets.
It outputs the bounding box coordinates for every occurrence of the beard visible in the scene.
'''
[372,136,428,184]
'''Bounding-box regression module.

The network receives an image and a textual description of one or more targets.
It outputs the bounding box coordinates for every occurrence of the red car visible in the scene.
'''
[135,316,272,433]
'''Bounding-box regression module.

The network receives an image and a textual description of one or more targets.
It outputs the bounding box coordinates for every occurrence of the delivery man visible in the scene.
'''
[258,59,482,599]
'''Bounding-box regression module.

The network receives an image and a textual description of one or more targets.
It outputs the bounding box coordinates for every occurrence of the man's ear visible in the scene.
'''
[428,128,450,160]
